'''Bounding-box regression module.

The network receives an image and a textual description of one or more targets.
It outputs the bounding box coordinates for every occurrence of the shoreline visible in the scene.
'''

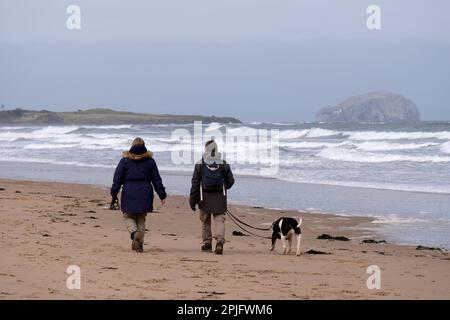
[1,156,449,196]
[0,178,449,299]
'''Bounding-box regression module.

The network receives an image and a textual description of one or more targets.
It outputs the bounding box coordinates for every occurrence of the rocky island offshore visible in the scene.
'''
[316,91,421,123]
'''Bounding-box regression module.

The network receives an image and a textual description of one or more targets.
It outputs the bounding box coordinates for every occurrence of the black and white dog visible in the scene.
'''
[270,217,302,256]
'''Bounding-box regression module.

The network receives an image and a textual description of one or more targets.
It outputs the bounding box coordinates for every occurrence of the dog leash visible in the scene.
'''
[226,210,272,239]
[225,209,272,231]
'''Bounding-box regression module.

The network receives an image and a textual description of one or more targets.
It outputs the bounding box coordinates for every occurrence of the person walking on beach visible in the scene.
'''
[190,140,235,254]
[111,137,167,252]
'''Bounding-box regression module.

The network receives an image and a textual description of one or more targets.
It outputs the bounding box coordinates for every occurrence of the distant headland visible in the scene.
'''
[0,108,241,125]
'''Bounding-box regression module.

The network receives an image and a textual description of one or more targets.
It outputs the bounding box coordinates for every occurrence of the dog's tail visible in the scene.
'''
[297,218,303,227]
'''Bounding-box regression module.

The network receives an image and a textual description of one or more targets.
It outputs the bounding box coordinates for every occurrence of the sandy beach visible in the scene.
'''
[0,178,449,300]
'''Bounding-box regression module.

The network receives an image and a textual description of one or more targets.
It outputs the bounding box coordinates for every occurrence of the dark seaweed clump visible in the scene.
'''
[317,234,350,241]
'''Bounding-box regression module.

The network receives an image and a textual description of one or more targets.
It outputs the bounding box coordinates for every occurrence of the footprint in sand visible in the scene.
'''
[147,247,164,253]
[144,278,169,284]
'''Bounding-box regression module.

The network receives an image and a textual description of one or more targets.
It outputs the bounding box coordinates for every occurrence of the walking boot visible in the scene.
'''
[214,242,223,255]
[201,243,212,252]
[131,230,142,251]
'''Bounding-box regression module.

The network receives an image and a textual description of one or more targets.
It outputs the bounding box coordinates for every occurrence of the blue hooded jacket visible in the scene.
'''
[111,145,166,214]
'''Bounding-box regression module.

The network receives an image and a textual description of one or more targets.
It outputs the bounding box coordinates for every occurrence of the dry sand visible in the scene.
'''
[0,179,449,299]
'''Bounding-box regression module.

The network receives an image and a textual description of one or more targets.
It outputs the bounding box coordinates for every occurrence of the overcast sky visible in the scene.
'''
[1,0,449,121]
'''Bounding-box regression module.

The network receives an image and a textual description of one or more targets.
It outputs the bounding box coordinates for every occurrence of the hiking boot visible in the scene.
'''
[214,243,223,255]
[201,243,212,252]
[131,230,142,251]
[136,242,144,253]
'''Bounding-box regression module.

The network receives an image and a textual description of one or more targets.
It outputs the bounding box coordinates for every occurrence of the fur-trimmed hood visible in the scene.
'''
[122,144,153,160]
[122,150,153,161]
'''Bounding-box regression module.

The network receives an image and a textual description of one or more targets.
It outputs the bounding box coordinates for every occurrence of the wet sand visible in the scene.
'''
[0,179,449,299]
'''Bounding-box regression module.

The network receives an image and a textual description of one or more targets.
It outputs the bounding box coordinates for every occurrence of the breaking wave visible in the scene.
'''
[347,130,450,141]
[318,147,450,163]
[354,141,438,152]
[441,142,450,154]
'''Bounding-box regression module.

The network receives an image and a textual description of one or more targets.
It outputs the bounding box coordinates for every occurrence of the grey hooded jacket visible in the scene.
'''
[189,141,235,215]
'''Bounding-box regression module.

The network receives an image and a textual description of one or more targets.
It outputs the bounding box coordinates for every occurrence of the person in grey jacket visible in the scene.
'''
[189,140,235,254]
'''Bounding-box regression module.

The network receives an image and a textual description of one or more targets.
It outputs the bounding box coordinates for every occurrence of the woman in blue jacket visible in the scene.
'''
[111,137,167,252]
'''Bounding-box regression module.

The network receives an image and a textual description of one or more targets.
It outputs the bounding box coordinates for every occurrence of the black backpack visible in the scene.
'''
[201,159,225,190]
